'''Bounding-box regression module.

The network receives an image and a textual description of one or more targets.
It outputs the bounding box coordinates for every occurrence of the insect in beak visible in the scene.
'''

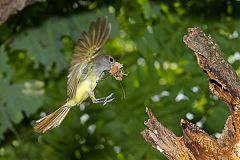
[109,62,127,81]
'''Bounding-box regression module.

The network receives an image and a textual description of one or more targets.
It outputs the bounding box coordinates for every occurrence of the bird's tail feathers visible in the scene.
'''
[34,105,71,133]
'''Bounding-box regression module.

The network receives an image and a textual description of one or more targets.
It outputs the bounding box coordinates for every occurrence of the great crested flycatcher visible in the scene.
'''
[34,17,117,133]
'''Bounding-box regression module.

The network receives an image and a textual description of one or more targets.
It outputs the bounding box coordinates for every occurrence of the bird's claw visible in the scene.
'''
[94,93,114,105]
[103,97,114,106]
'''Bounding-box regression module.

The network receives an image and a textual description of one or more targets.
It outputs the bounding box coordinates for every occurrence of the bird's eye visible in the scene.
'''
[109,57,114,63]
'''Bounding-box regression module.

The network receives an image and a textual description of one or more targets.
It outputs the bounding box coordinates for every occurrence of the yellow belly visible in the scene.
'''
[74,78,97,104]
[74,80,90,103]
[65,71,98,107]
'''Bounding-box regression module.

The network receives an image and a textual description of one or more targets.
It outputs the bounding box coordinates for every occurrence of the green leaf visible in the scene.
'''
[10,9,119,76]
[137,0,155,19]
[0,107,13,140]
[0,46,14,82]
[0,47,45,139]
[0,79,45,136]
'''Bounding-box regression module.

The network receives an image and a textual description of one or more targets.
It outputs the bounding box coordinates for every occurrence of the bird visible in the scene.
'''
[34,17,116,133]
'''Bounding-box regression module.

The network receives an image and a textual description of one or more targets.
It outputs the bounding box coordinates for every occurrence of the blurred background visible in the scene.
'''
[1,0,240,159]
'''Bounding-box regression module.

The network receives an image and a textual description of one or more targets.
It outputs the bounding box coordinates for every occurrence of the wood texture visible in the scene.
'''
[142,28,240,160]
[0,0,45,24]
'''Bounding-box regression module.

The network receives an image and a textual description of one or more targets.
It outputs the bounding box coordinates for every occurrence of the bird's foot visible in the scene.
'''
[93,93,114,106]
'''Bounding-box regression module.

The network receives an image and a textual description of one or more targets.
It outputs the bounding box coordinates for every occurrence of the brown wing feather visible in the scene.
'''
[67,17,111,99]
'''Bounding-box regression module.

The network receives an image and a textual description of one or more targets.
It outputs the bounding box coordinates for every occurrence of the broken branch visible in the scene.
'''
[142,28,240,159]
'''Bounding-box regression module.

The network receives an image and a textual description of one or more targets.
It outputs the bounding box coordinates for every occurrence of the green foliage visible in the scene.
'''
[10,9,118,76]
[0,46,45,140]
[0,0,240,160]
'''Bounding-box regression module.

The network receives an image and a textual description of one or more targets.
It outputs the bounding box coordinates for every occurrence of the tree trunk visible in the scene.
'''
[0,0,45,24]
[142,28,240,160]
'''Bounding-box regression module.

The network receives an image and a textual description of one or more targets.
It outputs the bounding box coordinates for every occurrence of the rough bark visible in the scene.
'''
[142,108,196,160]
[141,28,240,160]
[184,28,240,112]
[0,0,45,24]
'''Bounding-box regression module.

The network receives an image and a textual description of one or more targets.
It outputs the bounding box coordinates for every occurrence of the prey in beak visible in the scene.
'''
[109,62,127,81]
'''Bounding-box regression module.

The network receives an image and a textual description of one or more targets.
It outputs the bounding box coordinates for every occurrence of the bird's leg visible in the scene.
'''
[88,91,114,106]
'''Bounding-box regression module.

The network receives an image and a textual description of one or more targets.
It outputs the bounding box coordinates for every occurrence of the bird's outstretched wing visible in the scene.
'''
[67,17,111,99]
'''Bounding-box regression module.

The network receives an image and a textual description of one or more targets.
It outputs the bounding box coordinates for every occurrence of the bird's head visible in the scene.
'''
[94,55,116,71]
[94,55,126,80]
[94,55,115,72]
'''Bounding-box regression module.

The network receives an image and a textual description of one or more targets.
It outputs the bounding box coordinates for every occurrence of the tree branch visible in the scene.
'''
[0,0,45,24]
[141,108,196,160]
[142,27,240,159]
[183,28,240,111]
